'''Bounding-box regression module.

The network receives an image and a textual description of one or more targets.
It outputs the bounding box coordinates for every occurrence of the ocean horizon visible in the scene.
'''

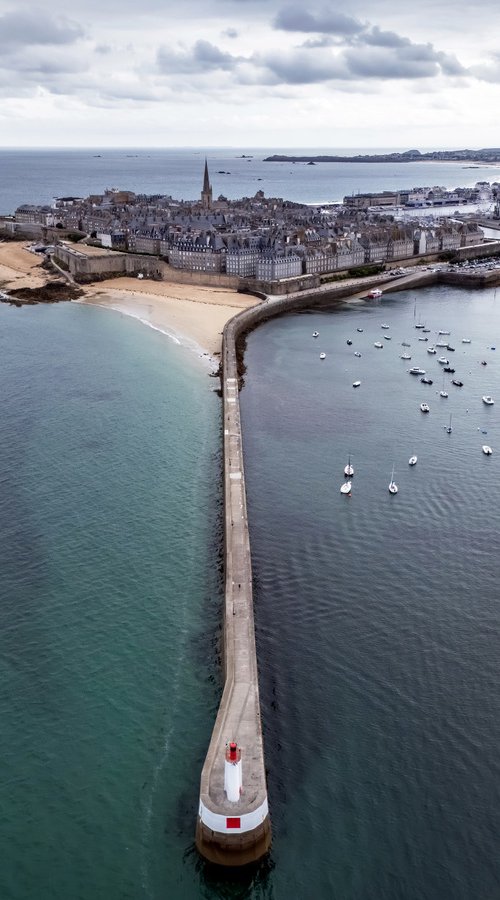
[1,146,499,214]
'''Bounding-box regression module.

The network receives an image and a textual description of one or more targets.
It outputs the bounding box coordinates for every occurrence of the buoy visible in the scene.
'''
[224,742,243,802]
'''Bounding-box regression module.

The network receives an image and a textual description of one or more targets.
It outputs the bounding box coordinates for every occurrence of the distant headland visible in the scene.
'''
[264,149,500,164]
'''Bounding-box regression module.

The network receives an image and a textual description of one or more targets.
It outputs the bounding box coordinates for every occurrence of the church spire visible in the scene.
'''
[201,158,212,210]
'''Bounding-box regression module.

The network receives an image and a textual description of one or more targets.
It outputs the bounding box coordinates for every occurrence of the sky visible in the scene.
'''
[1,0,500,149]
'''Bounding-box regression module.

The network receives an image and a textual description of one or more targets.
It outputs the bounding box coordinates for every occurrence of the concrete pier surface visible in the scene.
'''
[195,309,271,867]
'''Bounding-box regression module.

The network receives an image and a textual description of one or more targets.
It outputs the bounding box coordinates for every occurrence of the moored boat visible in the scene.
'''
[409,455,418,466]
[482,445,493,455]
[482,395,494,405]
[368,288,383,299]
[388,465,398,494]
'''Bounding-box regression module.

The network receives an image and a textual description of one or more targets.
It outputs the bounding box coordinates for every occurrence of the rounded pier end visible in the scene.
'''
[195,809,271,867]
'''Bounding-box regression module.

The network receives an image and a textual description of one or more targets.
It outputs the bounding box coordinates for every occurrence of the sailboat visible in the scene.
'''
[344,454,354,477]
[439,375,448,398]
[388,465,398,494]
[445,414,452,434]
[340,480,352,494]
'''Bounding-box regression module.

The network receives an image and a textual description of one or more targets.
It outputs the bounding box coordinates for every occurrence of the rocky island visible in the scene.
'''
[264,148,500,163]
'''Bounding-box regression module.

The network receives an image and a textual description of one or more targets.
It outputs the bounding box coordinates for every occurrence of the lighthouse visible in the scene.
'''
[224,741,242,802]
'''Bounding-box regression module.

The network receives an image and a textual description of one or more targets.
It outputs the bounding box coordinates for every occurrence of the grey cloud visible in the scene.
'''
[250,50,348,84]
[345,49,439,80]
[223,28,239,38]
[300,36,336,49]
[274,5,364,36]
[362,27,409,48]
[0,9,84,48]
[157,40,239,75]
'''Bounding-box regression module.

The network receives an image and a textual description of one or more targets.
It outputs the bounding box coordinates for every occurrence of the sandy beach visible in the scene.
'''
[0,242,260,360]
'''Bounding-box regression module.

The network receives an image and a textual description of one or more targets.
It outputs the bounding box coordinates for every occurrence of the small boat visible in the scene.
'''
[445,414,452,434]
[374,341,383,348]
[354,351,362,357]
[340,480,352,494]
[462,338,471,343]
[352,381,361,388]
[443,366,455,373]
[357,328,363,333]
[368,288,383,299]
[447,346,455,352]
[344,454,354,476]
[347,339,353,345]
[482,445,493,455]
[421,377,433,385]
[320,352,326,360]
[440,388,449,398]
[381,324,390,329]
[482,395,494,405]
[481,360,487,366]
[313,331,319,337]
[409,455,418,466]
[422,328,431,333]
[438,357,449,365]
[400,352,411,360]
[383,335,392,341]
[388,465,398,494]
[452,379,463,387]
[427,346,437,354]
[402,341,411,347]
[438,330,450,335]
[415,323,425,330]
[435,340,448,347]
[418,336,428,342]
[420,402,430,413]
[410,366,425,375]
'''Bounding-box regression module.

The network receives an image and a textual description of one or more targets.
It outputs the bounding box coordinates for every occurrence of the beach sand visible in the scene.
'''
[0,241,50,291]
[0,242,260,360]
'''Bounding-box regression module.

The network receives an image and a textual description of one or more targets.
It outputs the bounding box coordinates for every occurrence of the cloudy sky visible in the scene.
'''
[1,0,500,149]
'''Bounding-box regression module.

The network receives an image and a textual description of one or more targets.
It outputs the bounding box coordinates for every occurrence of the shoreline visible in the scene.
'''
[0,242,260,364]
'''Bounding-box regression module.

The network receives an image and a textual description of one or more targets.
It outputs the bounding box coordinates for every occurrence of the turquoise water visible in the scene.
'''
[0,303,223,899]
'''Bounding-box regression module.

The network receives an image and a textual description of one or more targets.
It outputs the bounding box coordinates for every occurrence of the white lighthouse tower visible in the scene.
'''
[224,741,242,802]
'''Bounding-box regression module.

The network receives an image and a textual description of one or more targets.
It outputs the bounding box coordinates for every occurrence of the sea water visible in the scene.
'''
[1,147,499,213]
[2,152,500,898]
[240,283,500,899]
[0,302,223,899]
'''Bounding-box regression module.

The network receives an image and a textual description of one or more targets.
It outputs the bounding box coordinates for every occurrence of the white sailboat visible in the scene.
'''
[388,464,398,494]
[409,455,418,466]
[344,454,354,477]
[340,480,352,494]
[445,414,452,434]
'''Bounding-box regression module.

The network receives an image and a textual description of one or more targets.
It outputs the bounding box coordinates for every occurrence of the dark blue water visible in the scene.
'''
[239,284,500,898]
[1,147,499,213]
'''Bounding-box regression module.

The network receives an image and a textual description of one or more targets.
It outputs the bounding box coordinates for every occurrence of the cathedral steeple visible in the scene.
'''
[201,158,212,210]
